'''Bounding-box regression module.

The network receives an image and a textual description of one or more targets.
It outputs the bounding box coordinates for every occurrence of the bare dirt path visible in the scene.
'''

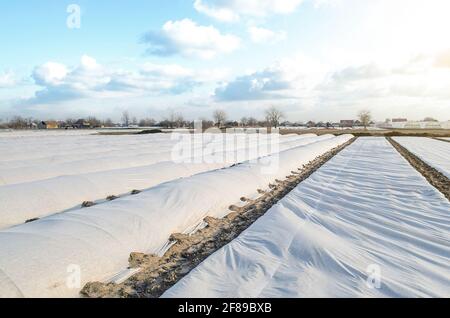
[388,137,450,201]
[81,138,356,298]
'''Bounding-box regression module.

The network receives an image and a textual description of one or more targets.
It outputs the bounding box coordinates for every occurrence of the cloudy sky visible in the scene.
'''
[1,0,449,122]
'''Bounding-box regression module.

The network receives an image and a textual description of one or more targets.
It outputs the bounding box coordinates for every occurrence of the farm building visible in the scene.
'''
[385,120,450,129]
[340,120,354,128]
[73,120,91,129]
[38,121,59,129]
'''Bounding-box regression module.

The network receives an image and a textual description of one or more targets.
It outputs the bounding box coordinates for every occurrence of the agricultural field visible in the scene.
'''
[393,137,450,178]
[163,138,450,298]
[281,128,450,138]
[0,131,449,298]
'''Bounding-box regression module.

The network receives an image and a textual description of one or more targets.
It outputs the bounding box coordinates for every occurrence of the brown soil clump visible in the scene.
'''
[81,201,96,208]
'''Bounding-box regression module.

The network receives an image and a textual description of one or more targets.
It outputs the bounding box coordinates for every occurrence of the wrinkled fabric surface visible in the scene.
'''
[0,135,352,298]
[164,138,450,298]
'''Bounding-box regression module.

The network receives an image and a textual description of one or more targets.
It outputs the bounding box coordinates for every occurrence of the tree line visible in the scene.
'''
[0,106,287,130]
[7,108,439,131]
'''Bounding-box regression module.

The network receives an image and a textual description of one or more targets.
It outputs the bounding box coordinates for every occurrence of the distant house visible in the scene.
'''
[280,121,293,127]
[73,119,91,129]
[392,118,408,123]
[38,121,59,129]
[316,122,327,128]
[306,121,316,128]
[340,120,354,128]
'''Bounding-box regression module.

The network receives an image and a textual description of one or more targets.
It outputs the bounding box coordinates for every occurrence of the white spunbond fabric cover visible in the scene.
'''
[393,137,450,179]
[1,133,307,185]
[164,138,450,298]
[0,134,326,229]
[1,133,281,185]
[1,132,299,168]
[0,133,174,163]
[0,138,178,170]
[0,135,352,298]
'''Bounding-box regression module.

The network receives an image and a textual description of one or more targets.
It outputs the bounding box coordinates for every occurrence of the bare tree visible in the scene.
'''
[8,116,28,129]
[103,118,114,127]
[87,116,101,128]
[265,106,284,128]
[166,111,185,128]
[122,111,130,127]
[213,110,227,128]
[204,120,215,130]
[240,117,249,127]
[65,118,77,127]
[174,113,185,128]
[139,118,156,127]
[358,110,372,130]
[247,117,258,127]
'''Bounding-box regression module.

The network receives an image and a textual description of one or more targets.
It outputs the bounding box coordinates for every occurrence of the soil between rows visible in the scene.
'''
[387,137,450,201]
[80,138,356,298]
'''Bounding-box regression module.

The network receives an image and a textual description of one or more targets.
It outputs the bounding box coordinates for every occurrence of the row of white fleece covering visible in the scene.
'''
[0,134,324,229]
[0,132,218,164]
[164,138,450,298]
[0,135,353,298]
[0,133,296,171]
[1,132,297,163]
[393,137,450,179]
[0,130,97,139]
[0,133,304,185]
[0,132,245,164]
[0,134,170,156]
[0,135,179,167]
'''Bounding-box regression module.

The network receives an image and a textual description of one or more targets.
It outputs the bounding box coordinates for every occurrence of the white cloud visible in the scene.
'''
[331,63,388,82]
[80,55,100,70]
[194,0,238,22]
[32,63,68,86]
[0,71,17,88]
[28,55,224,105]
[316,55,450,119]
[213,51,450,120]
[142,19,240,59]
[194,0,305,21]
[141,63,194,78]
[215,55,325,101]
[248,26,287,44]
